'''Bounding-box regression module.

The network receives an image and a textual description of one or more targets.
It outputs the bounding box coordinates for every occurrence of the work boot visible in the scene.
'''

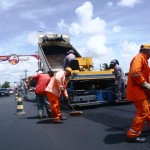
[47,114,53,118]
[39,115,44,119]
[115,100,119,103]
[126,136,146,143]
[60,116,67,120]
[52,117,64,124]
[39,113,45,119]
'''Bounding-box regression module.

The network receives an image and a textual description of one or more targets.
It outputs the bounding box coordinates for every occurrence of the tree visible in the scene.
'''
[2,81,10,88]
[102,63,109,70]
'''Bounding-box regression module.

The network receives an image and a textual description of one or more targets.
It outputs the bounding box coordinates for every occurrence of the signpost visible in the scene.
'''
[0,54,40,65]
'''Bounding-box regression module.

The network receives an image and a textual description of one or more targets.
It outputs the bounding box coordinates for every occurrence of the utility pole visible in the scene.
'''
[25,69,28,78]
[35,51,40,70]
[100,64,102,71]
[19,75,23,91]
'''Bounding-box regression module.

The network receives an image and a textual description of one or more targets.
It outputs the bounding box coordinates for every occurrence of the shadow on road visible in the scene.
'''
[104,133,126,144]
[104,132,150,144]
[23,98,36,103]
[27,116,40,119]
[36,119,63,124]
[84,112,131,131]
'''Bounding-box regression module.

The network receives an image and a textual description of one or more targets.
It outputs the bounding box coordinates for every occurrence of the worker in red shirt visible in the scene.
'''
[45,67,73,123]
[29,70,54,119]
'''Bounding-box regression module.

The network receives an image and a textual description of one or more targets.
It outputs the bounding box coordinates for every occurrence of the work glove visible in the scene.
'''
[115,81,119,84]
[141,81,150,91]
[64,94,69,100]
[59,87,64,93]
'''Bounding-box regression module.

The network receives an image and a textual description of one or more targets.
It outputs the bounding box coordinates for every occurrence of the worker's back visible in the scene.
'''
[64,50,76,69]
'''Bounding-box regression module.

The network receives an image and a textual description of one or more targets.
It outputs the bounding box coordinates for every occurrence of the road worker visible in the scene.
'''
[63,50,76,69]
[28,70,54,119]
[22,78,29,100]
[109,59,126,102]
[126,44,150,143]
[45,67,73,123]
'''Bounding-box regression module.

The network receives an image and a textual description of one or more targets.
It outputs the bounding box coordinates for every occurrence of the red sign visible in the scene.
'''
[8,54,19,65]
[0,56,8,62]
[0,54,40,65]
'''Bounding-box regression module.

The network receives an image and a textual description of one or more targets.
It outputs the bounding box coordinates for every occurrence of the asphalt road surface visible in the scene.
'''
[0,93,150,150]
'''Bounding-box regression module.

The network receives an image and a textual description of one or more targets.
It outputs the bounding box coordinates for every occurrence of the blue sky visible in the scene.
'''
[0,0,150,86]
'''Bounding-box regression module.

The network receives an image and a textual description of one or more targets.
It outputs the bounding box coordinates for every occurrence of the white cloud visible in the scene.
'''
[121,40,139,56]
[113,26,122,33]
[26,31,38,46]
[0,33,28,55]
[69,23,81,35]
[20,11,37,19]
[57,19,68,30]
[57,1,114,69]
[0,0,23,10]
[86,35,108,56]
[119,41,139,72]
[0,32,37,56]
[75,1,93,22]
[82,17,106,34]
[20,7,55,20]
[86,35,114,69]
[107,1,113,7]
[57,2,106,35]
[117,0,143,8]
[75,2,106,35]
[38,21,46,29]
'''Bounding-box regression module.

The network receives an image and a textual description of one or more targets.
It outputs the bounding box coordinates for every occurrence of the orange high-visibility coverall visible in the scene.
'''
[126,53,150,138]
[45,71,68,122]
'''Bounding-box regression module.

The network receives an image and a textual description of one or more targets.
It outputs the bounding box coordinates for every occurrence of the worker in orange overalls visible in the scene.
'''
[45,67,73,123]
[126,44,150,143]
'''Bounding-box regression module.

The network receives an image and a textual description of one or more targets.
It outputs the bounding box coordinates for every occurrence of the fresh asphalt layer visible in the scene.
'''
[0,93,150,150]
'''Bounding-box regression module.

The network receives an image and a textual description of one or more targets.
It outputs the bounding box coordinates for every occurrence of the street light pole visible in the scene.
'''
[34,51,40,70]
[25,69,28,78]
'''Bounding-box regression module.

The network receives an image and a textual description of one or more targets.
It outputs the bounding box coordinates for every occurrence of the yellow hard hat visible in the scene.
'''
[65,67,73,75]
[140,44,150,50]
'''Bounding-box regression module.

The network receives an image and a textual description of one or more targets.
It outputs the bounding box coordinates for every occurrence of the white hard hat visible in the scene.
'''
[37,70,43,74]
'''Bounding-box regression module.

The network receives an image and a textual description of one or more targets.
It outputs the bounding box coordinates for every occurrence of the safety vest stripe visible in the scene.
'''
[131,73,140,77]
[129,128,141,135]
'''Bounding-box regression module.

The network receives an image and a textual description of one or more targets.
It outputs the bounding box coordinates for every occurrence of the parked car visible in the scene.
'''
[0,88,10,96]
[8,89,14,95]
[0,88,5,96]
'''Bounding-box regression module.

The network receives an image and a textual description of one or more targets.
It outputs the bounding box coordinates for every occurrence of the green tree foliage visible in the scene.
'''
[2,81,10,88]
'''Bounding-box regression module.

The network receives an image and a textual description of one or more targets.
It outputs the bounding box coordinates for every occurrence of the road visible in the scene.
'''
[0,93,150,150]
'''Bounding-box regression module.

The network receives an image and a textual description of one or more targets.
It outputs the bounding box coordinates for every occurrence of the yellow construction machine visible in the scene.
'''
[38,33,120,106]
